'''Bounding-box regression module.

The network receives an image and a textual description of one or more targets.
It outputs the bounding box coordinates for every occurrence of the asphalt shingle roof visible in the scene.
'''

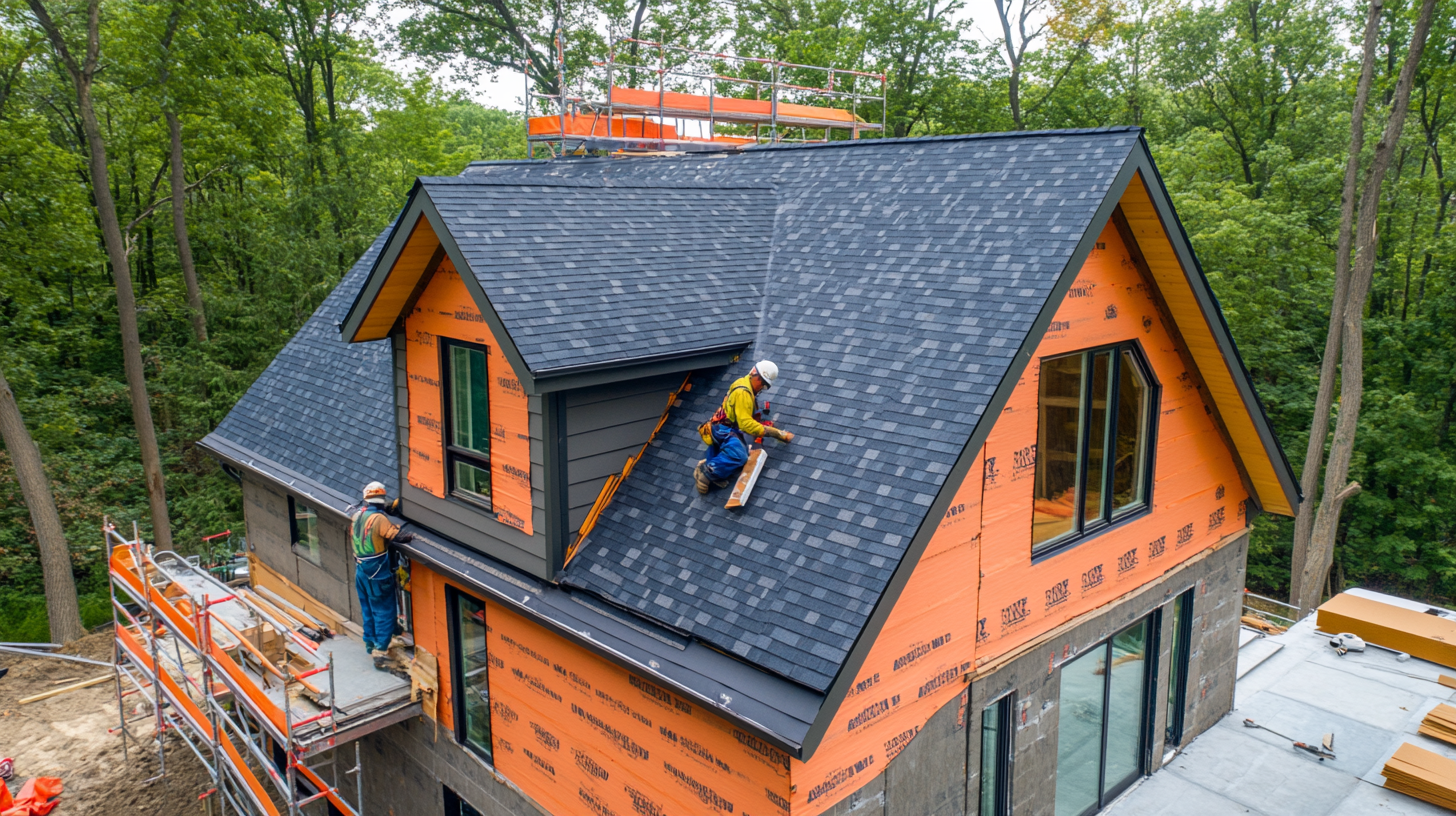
[209,231,398,508]
[459,130,1141,690]
[211,129,1144,694]
[421,179,775,372]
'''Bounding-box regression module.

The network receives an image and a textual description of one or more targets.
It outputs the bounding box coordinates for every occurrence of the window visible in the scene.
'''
[1033,344,1155,553]
[448,587,492,761]
[289,497,320,565]
[1055,618,1153,816]
[980,693,1014,816]
[443,785,484,816]
[443,340,492,509]
[1165,589,1194,747]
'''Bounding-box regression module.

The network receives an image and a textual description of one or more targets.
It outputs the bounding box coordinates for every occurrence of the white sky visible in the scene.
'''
[367,0,1020,114]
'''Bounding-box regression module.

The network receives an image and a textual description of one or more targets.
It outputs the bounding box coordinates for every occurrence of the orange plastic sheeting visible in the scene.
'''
[528,113,678,139]
[1317,593,1456,669]
[405,259,534,535]
[486,600,792,816]
[0,777,62,816]
[609,87,861,124]
[792,457,983,816]
[977,220,1249,662]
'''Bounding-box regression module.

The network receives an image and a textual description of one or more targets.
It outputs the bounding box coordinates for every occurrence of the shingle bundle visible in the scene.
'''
[1419,704,1456,746]
[1382,742,1456,810]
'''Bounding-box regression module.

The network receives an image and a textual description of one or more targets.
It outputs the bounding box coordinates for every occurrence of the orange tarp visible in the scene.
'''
[0,777,62,816]
[405,260,534,535]
[608,86,862,124]
[528,113,678,139]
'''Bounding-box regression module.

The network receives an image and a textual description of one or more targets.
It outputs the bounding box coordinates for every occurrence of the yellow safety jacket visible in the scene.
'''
[699,375,767,445]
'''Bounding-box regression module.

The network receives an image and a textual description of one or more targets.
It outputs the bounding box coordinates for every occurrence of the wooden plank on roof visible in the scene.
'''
[1118,173,1293,516]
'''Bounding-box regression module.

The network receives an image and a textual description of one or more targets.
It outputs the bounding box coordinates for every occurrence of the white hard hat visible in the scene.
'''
[362,481,388,505]
[752,360,779,388]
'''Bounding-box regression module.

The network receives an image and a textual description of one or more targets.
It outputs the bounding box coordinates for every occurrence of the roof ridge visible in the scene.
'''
[428,174,775,191]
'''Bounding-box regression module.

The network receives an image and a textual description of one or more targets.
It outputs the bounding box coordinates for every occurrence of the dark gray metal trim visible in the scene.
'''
[197,433,356,521]
[400,482,549,578]
[1126,136,1300,513]
[530,346,745,394]
[544,391,570,577]
[796,151,1147,759]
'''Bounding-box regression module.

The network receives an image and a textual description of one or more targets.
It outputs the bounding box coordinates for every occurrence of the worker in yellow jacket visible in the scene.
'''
[695,361,794,493]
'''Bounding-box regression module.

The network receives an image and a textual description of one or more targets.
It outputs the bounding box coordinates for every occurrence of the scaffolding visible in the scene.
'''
[527,34,887,157]
[106,520,419,816]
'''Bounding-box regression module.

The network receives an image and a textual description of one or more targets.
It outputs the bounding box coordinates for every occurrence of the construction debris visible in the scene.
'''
[0,776,63,815]
[18,675,112,706]
[1383,742,1456,810]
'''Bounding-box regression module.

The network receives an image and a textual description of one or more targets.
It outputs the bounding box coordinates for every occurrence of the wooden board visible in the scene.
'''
[248,555,348,633]
[725,448,767,509]
[1383,742,1456,810]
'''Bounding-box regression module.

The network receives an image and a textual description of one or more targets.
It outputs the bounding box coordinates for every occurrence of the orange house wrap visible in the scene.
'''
[405,259,534,535]
[791,217,1250,815]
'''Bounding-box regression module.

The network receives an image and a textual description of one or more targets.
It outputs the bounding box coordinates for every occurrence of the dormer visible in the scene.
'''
[339,179,774,579]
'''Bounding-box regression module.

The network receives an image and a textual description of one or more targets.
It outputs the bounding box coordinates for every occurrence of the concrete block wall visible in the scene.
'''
[240,474,361,624]
[360,717,542,816]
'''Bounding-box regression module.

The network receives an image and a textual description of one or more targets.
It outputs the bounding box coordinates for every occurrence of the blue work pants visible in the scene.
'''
[354,553,397,652]
[704,424,750,484]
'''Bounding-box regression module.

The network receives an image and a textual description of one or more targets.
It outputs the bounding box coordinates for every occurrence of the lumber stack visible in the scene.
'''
[1382,743,1456,810]
[1420,704,1456,746]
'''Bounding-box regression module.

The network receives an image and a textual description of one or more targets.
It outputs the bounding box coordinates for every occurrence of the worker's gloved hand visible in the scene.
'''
[393,531,415,544]
[770,427,794,443]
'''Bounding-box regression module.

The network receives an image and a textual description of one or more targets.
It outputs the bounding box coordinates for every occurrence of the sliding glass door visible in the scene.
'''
[1055,618,1153,816]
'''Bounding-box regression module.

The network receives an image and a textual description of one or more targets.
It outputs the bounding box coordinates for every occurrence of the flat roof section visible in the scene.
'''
[1108,591,1456,816]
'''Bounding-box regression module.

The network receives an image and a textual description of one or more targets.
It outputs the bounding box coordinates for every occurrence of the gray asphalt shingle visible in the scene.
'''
[454,130,1139,690]
[421,180,774,372]
[211,230,398,506]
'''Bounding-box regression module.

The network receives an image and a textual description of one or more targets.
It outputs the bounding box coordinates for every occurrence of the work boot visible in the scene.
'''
[694,460,711,494]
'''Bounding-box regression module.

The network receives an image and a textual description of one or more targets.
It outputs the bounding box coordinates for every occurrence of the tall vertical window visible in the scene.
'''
[444,340,492,509]
[449,588,492,761]
[980,693,1014,816]
[1055,618,1153,816]
[289,497,320,565]
[1033,344,1156,553]
[1165,589,1194,747]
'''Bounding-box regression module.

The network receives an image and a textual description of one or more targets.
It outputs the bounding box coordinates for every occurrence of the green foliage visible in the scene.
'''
[2,0,1456,628]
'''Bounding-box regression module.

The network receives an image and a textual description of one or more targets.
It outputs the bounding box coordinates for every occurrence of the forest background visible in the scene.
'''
[0,0,1452,640]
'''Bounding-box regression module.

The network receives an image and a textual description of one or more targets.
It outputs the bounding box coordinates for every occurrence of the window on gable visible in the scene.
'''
[289,496,321,566]
[1033,343,1156,554]
[443,340,492,510]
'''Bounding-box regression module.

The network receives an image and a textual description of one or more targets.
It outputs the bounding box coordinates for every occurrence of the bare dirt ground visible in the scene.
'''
[0,631,214,816]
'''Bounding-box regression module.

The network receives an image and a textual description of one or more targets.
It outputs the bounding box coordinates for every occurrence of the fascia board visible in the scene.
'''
[795,150,1146,760]
[340,187,418,342]
[1125,137,1301,514]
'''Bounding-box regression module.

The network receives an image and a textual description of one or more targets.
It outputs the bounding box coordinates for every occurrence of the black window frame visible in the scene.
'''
[440,338,494,512]
[980,691,1015,816]
[1032,341,1160,559]
[288,495,322,566]
[1164,588,1194,747]
[1057,615,1158,816]
[447,585,493,763]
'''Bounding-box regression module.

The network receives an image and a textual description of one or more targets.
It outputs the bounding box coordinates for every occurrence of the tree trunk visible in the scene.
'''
[1288,0,1383,615]
[1298,0,1437,612]
[27,0,174,551]
[0,366,84,644]
[168,111,206,343]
